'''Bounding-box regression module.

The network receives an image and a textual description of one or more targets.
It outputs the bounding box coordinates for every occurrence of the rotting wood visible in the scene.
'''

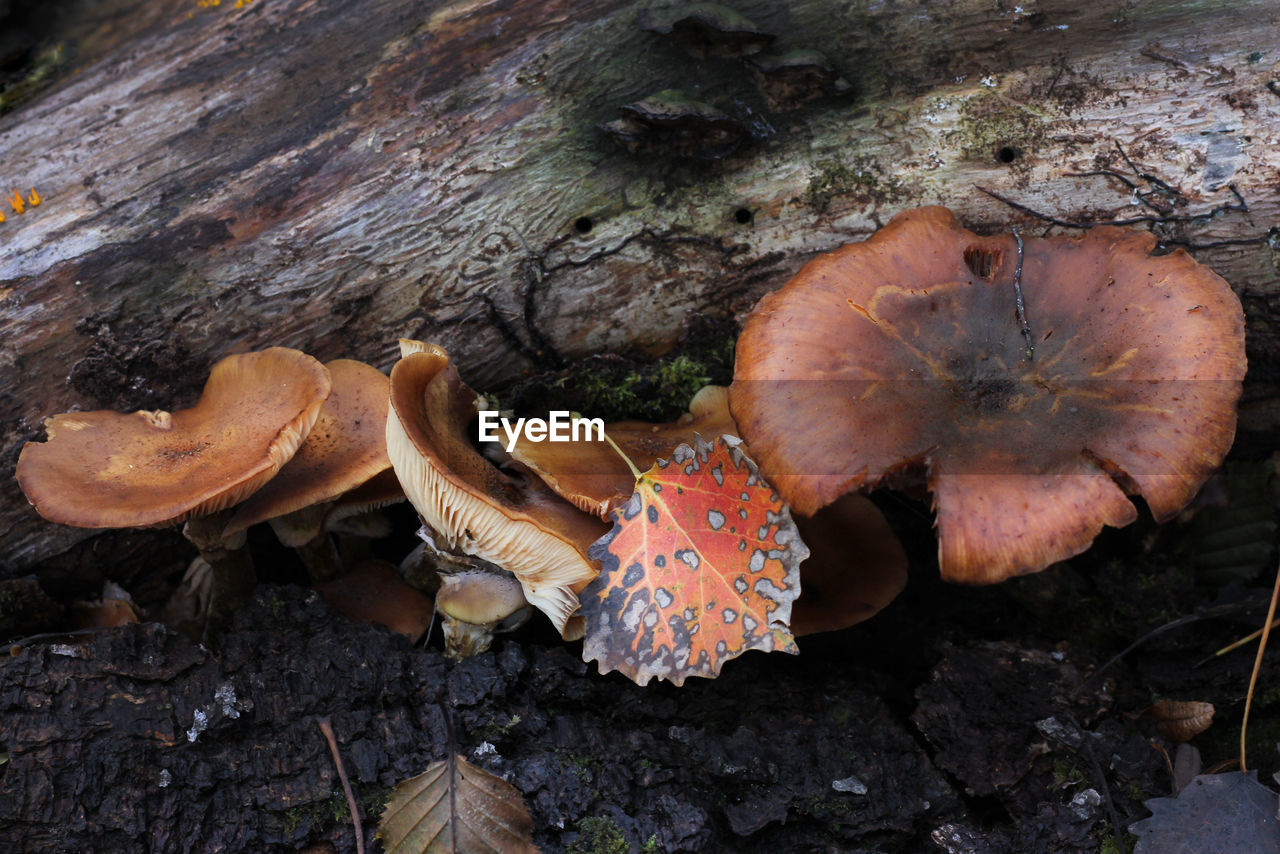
[3,0,1280,573]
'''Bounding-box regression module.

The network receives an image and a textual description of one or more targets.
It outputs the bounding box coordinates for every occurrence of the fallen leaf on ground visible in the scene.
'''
[581,435,807,686]
[378,754,537,854]
[1129,771,1280,853]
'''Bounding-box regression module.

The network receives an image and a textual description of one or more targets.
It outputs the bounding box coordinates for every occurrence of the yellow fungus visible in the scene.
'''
[9,189,25,214]
[27,189,39,207]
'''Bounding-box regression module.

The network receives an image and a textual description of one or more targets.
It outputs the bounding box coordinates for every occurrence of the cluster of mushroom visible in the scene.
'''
[15,205,1248,667]
[15,349,420,639]
[16,341,908,657]
[384,340,905,651]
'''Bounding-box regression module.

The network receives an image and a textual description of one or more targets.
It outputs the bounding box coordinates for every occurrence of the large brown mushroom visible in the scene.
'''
[386,344,608,636]
[732,206,1246,583]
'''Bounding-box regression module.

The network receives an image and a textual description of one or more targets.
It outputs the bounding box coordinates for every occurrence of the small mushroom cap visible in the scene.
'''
[386,347,608,635]
[732,206,1246,583]
[790,495,907,636]
[224,359,391,537]
[437,569,532,659]
[315,560,435,642]
[436,567,529,626]
[509,385,737,518]
[16,347,331,529]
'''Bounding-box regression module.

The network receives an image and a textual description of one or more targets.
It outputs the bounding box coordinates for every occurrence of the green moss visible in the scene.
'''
[641,834,660,854]
[804,794,858,820]
[567,815,629,854]
[1256,681,1280,709]
[280,802,313,835]
[1098,833,1121,854]
[503,322,736,424]
[564,353,710,422]
[473,713,523,743]
[277,785,389,839]
[1051,758,1088,791]
[805,155,900,211]
[359,785,390,821]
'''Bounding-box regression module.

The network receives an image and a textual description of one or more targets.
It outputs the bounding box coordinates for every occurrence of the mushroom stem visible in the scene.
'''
[293,533,343,583]
[403,527,532,659]
[266,504,343,583]
[184,511,256,644]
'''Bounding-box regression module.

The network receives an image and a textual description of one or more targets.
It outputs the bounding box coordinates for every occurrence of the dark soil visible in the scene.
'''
[2,483,1278,853]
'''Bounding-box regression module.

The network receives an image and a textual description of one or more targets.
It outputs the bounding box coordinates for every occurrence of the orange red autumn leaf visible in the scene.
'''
[581,435,807,686]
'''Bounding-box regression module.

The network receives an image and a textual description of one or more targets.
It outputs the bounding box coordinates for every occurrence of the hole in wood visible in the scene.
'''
[995,146,1019,164]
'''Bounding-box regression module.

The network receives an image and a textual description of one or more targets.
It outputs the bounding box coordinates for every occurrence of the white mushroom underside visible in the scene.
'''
[386,406,593,636]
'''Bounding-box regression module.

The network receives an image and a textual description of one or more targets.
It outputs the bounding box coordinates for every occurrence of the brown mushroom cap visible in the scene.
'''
[509,385,738,518]
[732,206,1246,583]
[315,560,435,641]
[224,359,391,538]
[16,347,331,529]
[790,495,907,636]
[386,347,608,635]
[323,467,406,533]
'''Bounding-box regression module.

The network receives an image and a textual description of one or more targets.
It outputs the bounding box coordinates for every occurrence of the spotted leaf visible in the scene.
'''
[581,435,807,686]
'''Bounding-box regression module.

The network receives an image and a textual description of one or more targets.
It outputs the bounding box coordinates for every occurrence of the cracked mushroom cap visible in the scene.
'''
[509,385,738,518]
[386,346,608,636]
[224,359,391,539]
[17,348,331,529]
[731,206,1246,583]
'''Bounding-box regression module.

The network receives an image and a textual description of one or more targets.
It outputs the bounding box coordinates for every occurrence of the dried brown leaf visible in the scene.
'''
[1145,700,1215,742]
[378,754,537,854]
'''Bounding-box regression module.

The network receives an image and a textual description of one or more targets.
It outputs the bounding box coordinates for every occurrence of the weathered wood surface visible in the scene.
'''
[3,0,1279,573]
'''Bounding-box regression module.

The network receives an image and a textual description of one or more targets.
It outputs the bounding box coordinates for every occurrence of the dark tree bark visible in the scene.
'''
[0,587,973,853]
[3,0,1279,573]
